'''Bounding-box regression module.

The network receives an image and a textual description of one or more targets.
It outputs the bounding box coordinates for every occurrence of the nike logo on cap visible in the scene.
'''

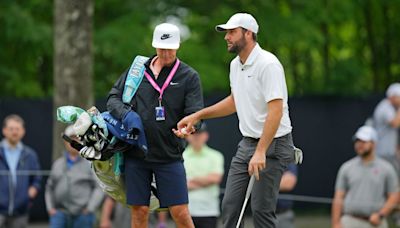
[160,34,172,40]
[170,82,179,85]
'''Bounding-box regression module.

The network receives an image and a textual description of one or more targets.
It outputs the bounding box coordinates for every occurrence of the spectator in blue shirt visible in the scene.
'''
[0,114,41,228]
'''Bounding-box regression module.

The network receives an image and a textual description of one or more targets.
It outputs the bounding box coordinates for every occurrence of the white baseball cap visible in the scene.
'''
[353,125,377,142]
[386,82,400,98]
[152,23,180,50]
[215,13,259,34]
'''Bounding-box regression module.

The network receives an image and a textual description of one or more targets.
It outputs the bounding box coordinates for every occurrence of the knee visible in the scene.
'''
[251,203,275,217]
[221,195,236,212]
[169,205,191,222]
[131,206,149,222]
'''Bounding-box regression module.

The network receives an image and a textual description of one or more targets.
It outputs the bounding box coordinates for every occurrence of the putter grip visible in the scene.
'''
[245,175,255,197]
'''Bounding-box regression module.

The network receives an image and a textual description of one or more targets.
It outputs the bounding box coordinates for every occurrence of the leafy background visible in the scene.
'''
[1,0,399,98]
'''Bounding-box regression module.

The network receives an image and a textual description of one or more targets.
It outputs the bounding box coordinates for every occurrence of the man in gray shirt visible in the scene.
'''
[45,134,104,228]
[373,83,400,169]
[331,125,398,228]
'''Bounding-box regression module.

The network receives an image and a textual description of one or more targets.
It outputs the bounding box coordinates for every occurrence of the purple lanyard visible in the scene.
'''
[144,59,180,103]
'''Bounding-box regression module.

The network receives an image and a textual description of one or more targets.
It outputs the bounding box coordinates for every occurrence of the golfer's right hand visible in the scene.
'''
[248,151,266,180]
[173,114,199,138]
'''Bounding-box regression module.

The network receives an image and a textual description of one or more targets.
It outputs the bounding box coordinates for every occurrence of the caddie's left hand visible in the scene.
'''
[248,151,266,180]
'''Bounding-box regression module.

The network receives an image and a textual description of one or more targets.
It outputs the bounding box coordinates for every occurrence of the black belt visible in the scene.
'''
[348,214,370,221]
[243,136,260,142]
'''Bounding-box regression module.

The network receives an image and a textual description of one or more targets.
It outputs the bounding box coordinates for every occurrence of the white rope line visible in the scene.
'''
[278,194,332,204]
[0,170,52,175]
[0,171,334,204]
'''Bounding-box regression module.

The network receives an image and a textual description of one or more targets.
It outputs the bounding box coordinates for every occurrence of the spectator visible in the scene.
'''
[100,197,131,228]
[156,211,168,228]
[332,126,399,228]
[45,134,104,228]
[373,83,400,171]
[276,163,298,228]
[0,114,41,228]
[183,123,224,228]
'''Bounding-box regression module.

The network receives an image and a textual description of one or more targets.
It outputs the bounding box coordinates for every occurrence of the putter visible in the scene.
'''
[236,175,256,228]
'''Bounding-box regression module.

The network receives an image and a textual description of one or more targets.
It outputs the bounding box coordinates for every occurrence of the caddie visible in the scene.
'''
[107,23,203,228]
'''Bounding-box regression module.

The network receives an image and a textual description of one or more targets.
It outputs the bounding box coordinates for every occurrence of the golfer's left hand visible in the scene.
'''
[248,152,266,180]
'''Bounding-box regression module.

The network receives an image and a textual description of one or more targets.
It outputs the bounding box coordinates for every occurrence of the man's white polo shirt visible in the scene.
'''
[230,43,292,138]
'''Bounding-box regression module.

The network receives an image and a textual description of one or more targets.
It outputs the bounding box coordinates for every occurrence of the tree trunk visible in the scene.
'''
[52,0,94,161]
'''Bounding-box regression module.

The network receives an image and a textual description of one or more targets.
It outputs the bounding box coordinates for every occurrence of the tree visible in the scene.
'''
[1,1,399,99]
[53,0,94,160]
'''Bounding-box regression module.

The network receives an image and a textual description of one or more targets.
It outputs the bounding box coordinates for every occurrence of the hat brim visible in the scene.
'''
[152,41,180,50]
[215,24,240,32]
[353,135,373,142]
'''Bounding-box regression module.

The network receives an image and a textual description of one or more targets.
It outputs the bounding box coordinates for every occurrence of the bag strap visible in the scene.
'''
[122,55,149,104]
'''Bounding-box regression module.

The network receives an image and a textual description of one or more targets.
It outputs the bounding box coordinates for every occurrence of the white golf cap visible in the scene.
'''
[386,82,400,98]
[215,13,259,34]
[353,125,377,142]
[152,23,180,50]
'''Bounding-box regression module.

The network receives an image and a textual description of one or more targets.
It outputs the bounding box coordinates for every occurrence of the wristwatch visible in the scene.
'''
[378,212,385,220]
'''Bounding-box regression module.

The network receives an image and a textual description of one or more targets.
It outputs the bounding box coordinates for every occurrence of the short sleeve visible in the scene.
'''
[385,164,399,193]
[260,63,286,103]
[211,151,224,175]
[374,101,396,124]
[335,165,348,191]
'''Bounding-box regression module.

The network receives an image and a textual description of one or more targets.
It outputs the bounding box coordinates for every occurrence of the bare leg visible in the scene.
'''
[169,204,194,228]
[131,206,149,228]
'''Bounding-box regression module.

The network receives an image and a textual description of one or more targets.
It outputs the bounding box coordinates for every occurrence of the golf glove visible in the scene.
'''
[294,146,303,164]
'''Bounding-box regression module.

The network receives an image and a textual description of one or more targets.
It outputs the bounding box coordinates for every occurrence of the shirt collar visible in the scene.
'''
[145,55,178,72]
[356,156,377,166]
[185,145,208,157]
[241,43,261,67]
[1,139,23,151]
[65,151,80,164]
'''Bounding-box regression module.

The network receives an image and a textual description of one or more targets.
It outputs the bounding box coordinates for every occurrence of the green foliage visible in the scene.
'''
[0,0,52,97]
[1,0,399,98]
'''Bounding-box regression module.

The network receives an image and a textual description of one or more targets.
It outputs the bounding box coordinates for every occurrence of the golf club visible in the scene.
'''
[236,175,256,228]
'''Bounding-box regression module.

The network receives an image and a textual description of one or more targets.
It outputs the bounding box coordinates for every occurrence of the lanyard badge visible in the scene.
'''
[144,59,180,121]
[155,99,165,121]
